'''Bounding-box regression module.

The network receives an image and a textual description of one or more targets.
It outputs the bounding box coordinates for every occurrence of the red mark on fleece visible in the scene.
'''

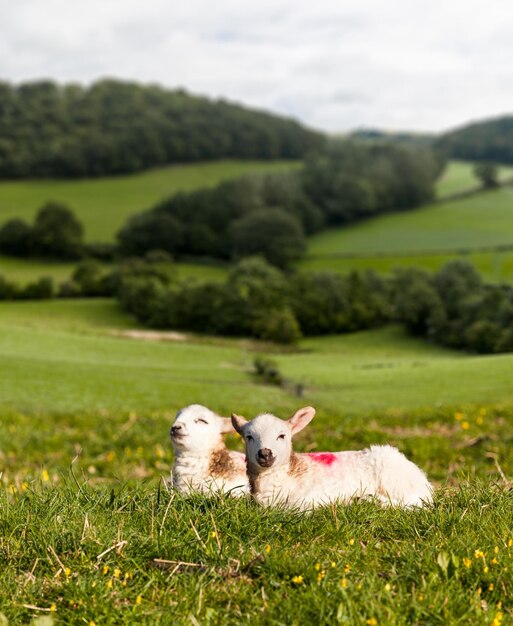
[306,452,338,466]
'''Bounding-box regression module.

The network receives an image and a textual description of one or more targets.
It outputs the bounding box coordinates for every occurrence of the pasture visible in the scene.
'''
[2,158,513,623]
[0,159,299,243]
[435,160,513,197]
[1,299,512,623]
[304,183,513,282]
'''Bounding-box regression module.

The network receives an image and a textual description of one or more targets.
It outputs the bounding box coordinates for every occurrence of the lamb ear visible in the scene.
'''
[288,406,316,435]
[219,417,236,434]
[231,413,248,435]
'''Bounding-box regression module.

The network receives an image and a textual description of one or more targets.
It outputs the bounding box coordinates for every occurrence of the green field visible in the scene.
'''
[435,160,513,197]
[2,161,513,623]
[308,187,513,257]
[1,299,513,624]
[301,249,513,283]
[1,298,513,417]
[0,255,227,285]
[0,159,299,243]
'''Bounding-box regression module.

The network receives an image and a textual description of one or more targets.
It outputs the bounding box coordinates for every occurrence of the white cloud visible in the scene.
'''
[1,0,513,132]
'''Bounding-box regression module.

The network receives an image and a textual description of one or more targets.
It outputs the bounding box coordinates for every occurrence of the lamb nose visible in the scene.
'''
[171,425,182,435]
[257,448,273,460]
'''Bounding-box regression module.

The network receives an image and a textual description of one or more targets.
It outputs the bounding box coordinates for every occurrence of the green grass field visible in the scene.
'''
[0,159,299,243]
[2,161,513,624]
[307,187,513,257]
[0,255,227,285]
[1,299,513,624]
[435,160,513,197]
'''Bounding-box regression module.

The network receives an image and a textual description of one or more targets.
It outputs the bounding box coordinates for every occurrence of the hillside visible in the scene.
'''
[437,115,513,164]
[0,79,324,178]
[0,159,299,242]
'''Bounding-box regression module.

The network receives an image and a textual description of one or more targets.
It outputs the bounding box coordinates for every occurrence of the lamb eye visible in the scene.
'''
[277,434,286,440]
[196,418,208,424]
[246,435,253,442]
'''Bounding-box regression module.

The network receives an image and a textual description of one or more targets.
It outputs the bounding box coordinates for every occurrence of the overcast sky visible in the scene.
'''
[1,0,513,133]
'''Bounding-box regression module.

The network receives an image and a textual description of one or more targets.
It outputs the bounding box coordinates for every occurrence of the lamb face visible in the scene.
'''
[231,407,316,473]
[170,404,234,456]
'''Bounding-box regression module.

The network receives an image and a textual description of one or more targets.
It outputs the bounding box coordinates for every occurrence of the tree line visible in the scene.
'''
[2,254,511,354]
[117,141,445,267]
[116,257,513,352]
[436,116,513,164]
[0,79,324,178]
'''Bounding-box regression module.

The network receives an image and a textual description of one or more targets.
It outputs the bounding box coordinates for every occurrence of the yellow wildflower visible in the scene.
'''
[102,565,109,575]
[384,583,392,592]
[463,557,472,568]
[483,566,489,574]
[461,421,470,430]
[106,579,113,589]
[106,451,116,462]
[264,544,271,554]
[9,485,17,495]
[314,563,321,571]
[344,563,351,574]
[21,482,29,492]
[454,412,464,421]
[492,611,503,626]
[41,469,50,482]
[113,568,121,578]
[50,604,57,612]
[474,549,485,559]
[291,575,304,585]
[89,622,97,626]
[330,561,336,568]
[488,583,494,591]
[349,538,355,546]
[135,595,143,606]
[366,619,378,626]
[155,444,165,459]
[210,531,217,538]
[494,546,500,554]
[508,539,513,548]
[340,577,348,589]
[418,594,424,601]
[491,557,499,565]
[476,416,484,425]
[65,567,71,578]
[317,571,326,583]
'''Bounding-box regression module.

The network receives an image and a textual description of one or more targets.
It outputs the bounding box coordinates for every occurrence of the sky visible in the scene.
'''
[1,0,513,134]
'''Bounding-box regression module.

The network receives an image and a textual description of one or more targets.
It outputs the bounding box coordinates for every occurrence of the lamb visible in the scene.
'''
[170,404,248,496]
[231,406,433,510]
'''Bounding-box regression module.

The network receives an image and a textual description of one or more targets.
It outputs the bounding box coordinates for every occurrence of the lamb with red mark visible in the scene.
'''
[231,406,433,511]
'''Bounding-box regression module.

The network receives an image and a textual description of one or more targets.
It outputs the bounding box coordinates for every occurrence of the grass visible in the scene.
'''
[0,255,227,285]
[307,187,513,258]
[435,160,513,198]
[2,158,513,622]
[300,249,513,283]
[0,159,300,243]
[2,299,513,415]
[1,300,513,623]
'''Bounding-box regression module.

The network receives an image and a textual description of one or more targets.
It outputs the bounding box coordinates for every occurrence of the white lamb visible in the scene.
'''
[170,404,248,496]
[231,406,433,510]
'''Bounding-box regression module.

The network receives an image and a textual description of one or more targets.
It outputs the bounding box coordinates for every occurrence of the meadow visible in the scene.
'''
[1,299,513,624]
[1,160,513,624]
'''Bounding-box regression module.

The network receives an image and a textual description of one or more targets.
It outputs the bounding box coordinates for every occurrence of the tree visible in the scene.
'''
[230,208,306,268]
[32,202,84,259]
[473,162,499,189]
[117,211,185,257]
[0,218,33,256]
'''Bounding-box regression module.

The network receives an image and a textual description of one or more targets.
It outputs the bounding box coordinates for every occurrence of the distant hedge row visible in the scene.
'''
[0,79,324,178]
[117,141,445,267]
[116,256,513,353]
